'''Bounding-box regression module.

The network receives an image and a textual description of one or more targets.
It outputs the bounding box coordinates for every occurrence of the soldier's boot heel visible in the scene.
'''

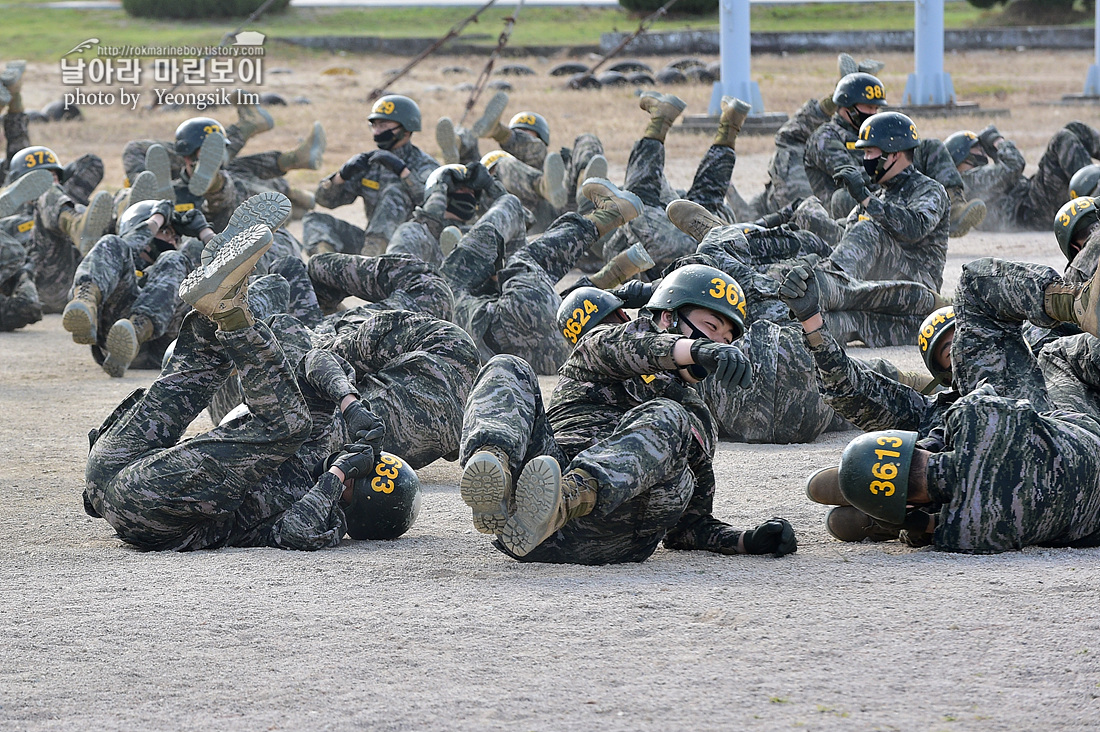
[436,117,461,165]
[825,506,899,542]
[144,144,175,202]
[0,168,53,219]
[460,447,513,535]
[62,280,102,345]
[102,314,153,378]
[201,191,292,267]
[805,466,849,506]
[188,130,227,197]
[79,191,115,255]
[666,199,726,243]
[500,456,563,556]
[180,225,273,321]
[538,151,567,209]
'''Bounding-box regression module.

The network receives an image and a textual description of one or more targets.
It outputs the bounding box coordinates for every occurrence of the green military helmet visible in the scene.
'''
[837,430,918,525]
[118,199,171,238]
[1053,196,1099,262]
[174,117,225,157]
[916,306,955,384]
[480,149,513,172]
[509,111,550,145]
[833,72,887,108]
[346,451,422,540]
[855,112,920,153]
[1069,164,1100,200]
[944,130,981,167]
[645,263,747,340]
[8,145,64,182]
[425,163,467,191]
[368,94,421,132]
[557,286,625,346]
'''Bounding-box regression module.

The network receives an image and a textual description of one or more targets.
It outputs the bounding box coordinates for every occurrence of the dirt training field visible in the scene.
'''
[3,49,1100,730]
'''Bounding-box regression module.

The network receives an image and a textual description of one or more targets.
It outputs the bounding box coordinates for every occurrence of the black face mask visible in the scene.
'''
[863,154,897,184]
[373,128,401,150]
[847,107,873,131]
[446,191,478,221]
[966,153,989,168]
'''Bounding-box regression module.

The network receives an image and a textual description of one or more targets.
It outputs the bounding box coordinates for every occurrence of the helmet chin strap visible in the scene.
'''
[670,309,711,380]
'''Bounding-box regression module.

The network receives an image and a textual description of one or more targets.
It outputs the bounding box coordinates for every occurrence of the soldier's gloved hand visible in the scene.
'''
[689,340,752,389]
[170,208,209,238]
[835,167,871,204]
[778,264,821,321]
[607,280,654,309]
[741,517,797,557]
[342,400,386,444]
[372,150,408,176]
[329,447,376,481]
[464,162,494,193]
[149,199,175,225]
[977,125,1003,159]
[338,152,375,182]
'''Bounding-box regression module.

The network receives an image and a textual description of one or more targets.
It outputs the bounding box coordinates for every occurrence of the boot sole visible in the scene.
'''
[949,199,986,238]
[805,466,849,506]
[201,191,292,267]
[439,225,462,257]
[499,456,561,557]
[471,91,510,138]
[436,117,461,165]
[126,170,161,209]
[80,191,115,253]
[542,151,567,209]
[826,506,898,542]
[144,144,175,202]
[581,177,642,222]
[460,451,511,535]
[188,131,226,197]
[0,169,53,219]
[180,225,273,314]
[307,122,326,170]
[103,318,139,378]
[665,199,725,243]
[62,300,97,344]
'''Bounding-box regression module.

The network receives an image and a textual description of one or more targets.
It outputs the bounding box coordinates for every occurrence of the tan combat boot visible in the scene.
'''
[805,466,849,506]
[62,280,103,344]
[948,188,987,238]
[537,151,567,209]
[277,122,326,172]
[188,130,227,197]
[580,177,643,237]
[179,225,273,330]
[103,313,154,377]
[0,168,53,219]
[471,91,511,145]
[589,242,655,289]
[826,506,899,542]
[59,192,114,255]
[713,96,752,149]
[236,98,275,142]
[436,117,461,165]
[460,446,513,534]
[1046,261,1100,337]
[639,91,687,143]
[144,144,175,202]
[666,198,727,243]
[499,456,598,556]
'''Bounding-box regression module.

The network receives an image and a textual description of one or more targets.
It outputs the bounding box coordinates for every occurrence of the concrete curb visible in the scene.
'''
[275,35,598,56]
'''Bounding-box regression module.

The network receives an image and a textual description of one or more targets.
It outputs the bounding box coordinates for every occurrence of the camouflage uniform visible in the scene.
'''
[490,154,560,232]
[961,123,1100,231]
[562,134,605,211]
[606,138,736,272]
[121,124,261,182]
[1,111,31,182]
[460,315,722,564]
[307,251,453,321]
[442,194,584,374]
[69,224,194,369]
[25,185,83,313]
[0,229,41,330]
[84,311,360,551]
[304,143,439,256]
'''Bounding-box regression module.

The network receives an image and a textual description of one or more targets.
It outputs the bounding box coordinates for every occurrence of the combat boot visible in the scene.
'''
[460,446,513,534]
[102,313,154,378]
[439,225,462,256]
[436,117,461,164]
[62,280,102,345]
[805,466,849,506]
[895,370,935,393]
[119,170,160,215]
[666,199,726,243]
[188,130,227,197]
[639,91,686,143]
[537,151,567,209]
[179,225,273,330]
[1,60,26,113]
[589,242,654,289]
[837,53,859,78]
[931,290,953,310]
[59,192,114,255]
[144,144,175,202]
[0,168,53,219]
[200,191,292,268]
[1047,262,1100,337]
[581,177,643,237]
[948,188,986,238]
[235,98,274,142]
[825,506,899,542]
[287,187,315,220]
[858,58,886,75]
[277,122,326,172]
[574,154,608,214]
[471,91,510,144]
[499,456,598,557]
[713,96,752,149]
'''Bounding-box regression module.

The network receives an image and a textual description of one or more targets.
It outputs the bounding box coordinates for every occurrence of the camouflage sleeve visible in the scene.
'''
[862,176,947,245]
[694,242,790,324]
[314,174,362,209]
[566,320,682,379]
[808,130,859,180]
[774,98,828,148]
[265,471,347,550]
[502,130,548,168]
[302,349,359,404]
[309,252,452,320]
[808,322,932,431]
[963,141,1026,194]
[3,112,31,162]
[915,138,964,192]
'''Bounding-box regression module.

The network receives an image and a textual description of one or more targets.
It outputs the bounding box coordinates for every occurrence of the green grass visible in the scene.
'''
[0,0,1032,62]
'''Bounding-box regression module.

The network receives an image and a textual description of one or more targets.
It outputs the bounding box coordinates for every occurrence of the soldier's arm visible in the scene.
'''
[775,98,830,148]
[501,130,548,169]
[309,252,452,321]
[314,174,362,209]
[565,322,682,380]
[807,321,932,431]
[863,179,947,244]
[301,348,360,405]
[265,471,348,550]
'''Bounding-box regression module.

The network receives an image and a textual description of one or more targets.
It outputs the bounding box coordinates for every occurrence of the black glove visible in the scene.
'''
[338,152,375,182]
[834,167,871,204]
[741,517,797,557]
[342,400,386,444]
[607,280,654,309]
[150,199,175,224]
[464,162,494,192]
[977,124,1002,159]
[329,447,377,481]
[170,208,209,238]
[372,150,407,176]
[778,264,821,321]
[689,340,752,389]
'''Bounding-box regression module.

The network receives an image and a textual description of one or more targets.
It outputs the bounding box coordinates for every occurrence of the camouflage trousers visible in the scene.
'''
[0,232,41,330]
[1016,122,1100,230]
[2,112,31,182]
[791,196,845,247]
[492,154,560,233]
[301,183,413,256]
[308,251,453,320]
[700,223,833,271]
[460,354,697,564]
[386,219,444,267]
[84,312,314,551]
[610,139,737,271]
[29,186,82,313]
[563,134,605,213]
[60,154,105,207]
[121,125,250,183]
[501,128,548,169]
[827,217,945,292]
[71,235,192,369]
[444,197,585,374]
[817,264,935,347]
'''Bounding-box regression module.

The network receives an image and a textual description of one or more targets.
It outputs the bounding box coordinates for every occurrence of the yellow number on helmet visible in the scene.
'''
[203,124,222,135]
[517,114,536,125]
[24,153,36,167]
[872,462,898,481]
[869,480,895,497]
[910,124,918,139]
[876,435,903,447]
[708,277,727,300]
[584,299,598,314]
[371,477,395,494]
[375,100,395,115]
